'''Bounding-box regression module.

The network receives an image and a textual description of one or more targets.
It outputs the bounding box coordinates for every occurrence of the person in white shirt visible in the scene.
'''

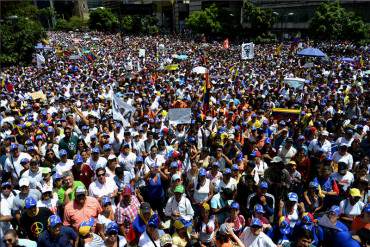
[110,123,124,154]
[239,218,276,247]
[4,144,32,185]
[118,144,137,173]
[87,147,107,171]
[339,188,365,223]
[144,145,166,169]
[219,168,237,191]
[88,167,118,202]
[132,132,145,156]
[332,144,354,170]
[164,185,194,221]
[20,159,43,190]
[138,214,164,247]
[0,181,16,240]
[278,138,297,165]
[308,130,332,155]
[331,162,354,192]
[55,149,74,174]
[336,129,354,147]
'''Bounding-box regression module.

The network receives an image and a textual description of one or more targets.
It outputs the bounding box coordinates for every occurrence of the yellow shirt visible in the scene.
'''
[172,232,187,247]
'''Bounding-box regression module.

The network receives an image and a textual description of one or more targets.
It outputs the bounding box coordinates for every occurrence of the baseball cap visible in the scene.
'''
[250,218,263,228]
[298,135,305,140]
[74,155,83,165]
[321,130,329,136]
[10,143,18,151]
[122,186,132,196]
[265,138,271,144]
[40,167,51,174]
[170,161,178,169]
[140,202,151,214]
[212,162,220,168]
[173,217,192,229]
[202,202,210,211]
[363,204,370,213]
[174,184,185,193]
[25,196,37,209]
[232,164,239,171]
[254,204,265,214]
[329,205,340,216]
[199,168,207,176]
[41,186,52,194]
[224,168,232,175]
[103,144,111,151]
[259,181,268,189]
[92,147,100,153]
[271,156,283,163]
[59,149,67,157]
[1,181,11,188]
[20,158,30,164]
[48,215,62,228]
[288,192,298,202]
[136,156,143,163]
[79,218,94,236]
[349,188,361,197]
[160,234,173,247]
[53,173,63,180]
[19,177,30,187]
[148,214,159,228]
[251,150,261,158]
[108,154,116,160]
[231,201,240,210]
[171,174,181,182]
[102,196,111,206]
[106,221,119,234]
[75,186,86,195]
[309,181,319,189]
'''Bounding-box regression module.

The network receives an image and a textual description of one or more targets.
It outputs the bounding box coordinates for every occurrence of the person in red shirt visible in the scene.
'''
[72,153,94,188]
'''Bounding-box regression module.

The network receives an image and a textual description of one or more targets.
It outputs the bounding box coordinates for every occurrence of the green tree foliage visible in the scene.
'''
[309,2,369,41]
[55,16,87,31]
[0,17,46,66]
[185,4,222,34]
[120,15,159,34]
[0,1,46,66]
[243,1,276,37]
[89,7,119,32]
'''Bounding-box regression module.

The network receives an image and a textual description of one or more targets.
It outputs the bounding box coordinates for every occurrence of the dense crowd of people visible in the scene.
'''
[0,31,369,247]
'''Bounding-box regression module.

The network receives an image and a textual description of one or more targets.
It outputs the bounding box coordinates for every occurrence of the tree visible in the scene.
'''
[120,15,159,34]
[185,4,222,35]
[243,1,276,37]
[0,17,46,66]
[88,7,119,32]
[0,1,46,66]
[309,2,368,41]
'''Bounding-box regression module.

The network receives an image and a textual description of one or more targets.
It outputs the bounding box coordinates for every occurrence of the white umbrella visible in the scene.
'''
[192,66,207,74]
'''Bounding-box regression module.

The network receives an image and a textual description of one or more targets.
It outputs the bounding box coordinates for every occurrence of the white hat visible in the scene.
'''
[41,186,52,193]
[108,154,117,160]
[19,178,30,187]
[321,130,329,136]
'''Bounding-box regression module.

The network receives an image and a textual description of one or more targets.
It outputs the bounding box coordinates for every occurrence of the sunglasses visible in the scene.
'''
[3,239,13,243]
[107,231,118,236]
[2,185,11,190]
[97,173,106,177]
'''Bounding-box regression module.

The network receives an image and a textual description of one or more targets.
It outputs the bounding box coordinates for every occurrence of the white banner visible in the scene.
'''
[139,48,146,58]
[36,54,45,68]
[168,108,192,125]
[112,93,136,127]
[241,43,254,60]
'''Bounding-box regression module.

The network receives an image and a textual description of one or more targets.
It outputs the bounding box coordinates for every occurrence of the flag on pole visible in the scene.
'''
[223,38,229,49]
[36,54,45,69]
[275,43,283,56]
[112,93,136,127]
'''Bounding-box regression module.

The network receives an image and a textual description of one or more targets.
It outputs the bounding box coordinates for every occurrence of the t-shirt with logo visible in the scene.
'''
[20,207,53,241]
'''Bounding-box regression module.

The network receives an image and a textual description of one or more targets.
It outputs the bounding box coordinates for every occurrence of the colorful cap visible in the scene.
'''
[171,174,181,182]
[231,201,240,210]
[254,204,265,214]
[103,144,112,151]
[92,147,100,153]
[259,181,268,189]
[173,217,192,229]
[53,173,63,180]
[232,164,239,171]
[102,196,111,206]
[202,202,210,211]
[136,156,143,163]
[349,188,361,197]
[122,186,132,196]
[288,192,298,202]
[174,184,185,193]
[199,168,207,176]
[19,177,30,187]
[75,186,86,195]
[309,181,319,188]
[59,149,67,156]
[48,215,62,228]
[329,205,340,216]
[148,214,159,228]
[10,143,18,150]
[224,168,232,175]
[106,221,119,234]
[25,196,37,209]
[79,218,94,236]
[74,155,83,165]
[20,158,30,164]
[250,218,263,227]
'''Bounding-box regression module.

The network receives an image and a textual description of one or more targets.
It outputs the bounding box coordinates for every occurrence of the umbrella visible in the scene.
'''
[172,54,188,60]
[297,47,326,57]
[303,62,314,68]
[192,66,207,74]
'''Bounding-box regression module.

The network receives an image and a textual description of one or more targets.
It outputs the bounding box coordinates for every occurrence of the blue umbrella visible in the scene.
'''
[340,57,355,62]
[297,47,326,57]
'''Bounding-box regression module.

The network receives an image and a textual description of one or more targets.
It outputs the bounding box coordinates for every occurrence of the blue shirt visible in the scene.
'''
[37,226,77,247]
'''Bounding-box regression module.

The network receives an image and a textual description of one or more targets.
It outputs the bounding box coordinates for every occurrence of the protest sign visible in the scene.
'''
[168,108,192,125]
[284,77,305,90]
[139,48,146,58]
[272,108,301,120]
[241,43,254,60]
[112,93,136,127]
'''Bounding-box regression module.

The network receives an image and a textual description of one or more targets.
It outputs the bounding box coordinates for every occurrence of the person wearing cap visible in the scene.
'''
[332,143,354,170]
[331,162,355,192]
[339,188,365,225]
[278,192,304,228]
[57,171,86,205]
[207,161,223,192]
[63,186,102,231]
[165,184,194,221]
[118,143,137,174]
[303,181,323,214]
[39,167,53,192]
[105,153,118,179]
[194,202,217,245]
[215,223,246,247]
[71,154,95,189]
[132,131,145,156]
[87,146,108,171]
[190,168,213,207]
[104,221,128,247]
[168,173,182,198]
[115,185,140,226]
[285,160,302,192]
[251,150,268,179]
[88,167,118,200]
[19,196,53,241]
[239,218,276,247]
[144,145,166,169]
[308,130,332,155]
[2,229,37,247]
[55,149,74,174]
[11,177,41,217]
[20,159,43,190]
[77,218,105,247]
[247,181,275,218]
[37,185,58,214]
[96,195,115,238]
[172,217,192,247]
[278,137,297,165]
[351,204,370,246]
[37,214,78,247]
[0,180,15,241]
[313,165,340,210]
[336,129,355,147]
[281,228,315,247]
[225,201,246,236]
[210,187,234,223]
[138,214,165,247]
[126,202,153,245]
[219,168,238,192]
[58,126,78,159]
[3,143,32,186]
